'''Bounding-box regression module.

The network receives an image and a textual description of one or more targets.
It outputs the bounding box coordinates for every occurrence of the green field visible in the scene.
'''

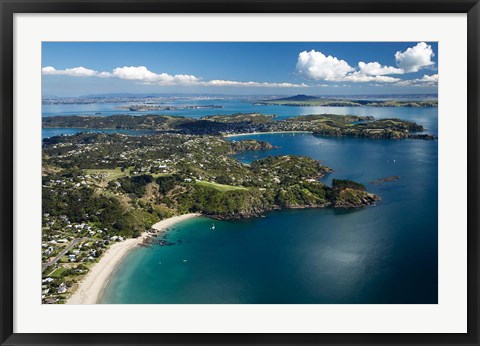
[196,181,248,192]
[49,267,67,277]
[84,167,130,181]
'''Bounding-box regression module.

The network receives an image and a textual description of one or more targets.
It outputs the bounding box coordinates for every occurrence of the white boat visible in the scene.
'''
[211,223,215,230]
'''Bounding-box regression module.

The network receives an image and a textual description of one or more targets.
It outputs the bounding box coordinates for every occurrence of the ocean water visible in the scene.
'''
[100,132,438,304]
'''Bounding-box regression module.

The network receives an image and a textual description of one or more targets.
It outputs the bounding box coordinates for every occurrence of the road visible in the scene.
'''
[42,237,91,272]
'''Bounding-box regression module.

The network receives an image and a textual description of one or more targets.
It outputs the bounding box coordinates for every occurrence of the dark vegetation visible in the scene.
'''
[43,133,379,225]
[43,112,435,140]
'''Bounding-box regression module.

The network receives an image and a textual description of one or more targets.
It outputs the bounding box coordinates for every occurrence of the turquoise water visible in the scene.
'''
[100,131,438,304]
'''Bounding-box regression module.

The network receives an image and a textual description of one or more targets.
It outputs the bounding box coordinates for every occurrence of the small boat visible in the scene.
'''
[211,223,216,230]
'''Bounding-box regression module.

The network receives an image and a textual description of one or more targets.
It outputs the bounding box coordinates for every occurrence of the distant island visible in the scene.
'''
[43,112,435,140]
[119,104,223,112]
[255,94,438,108]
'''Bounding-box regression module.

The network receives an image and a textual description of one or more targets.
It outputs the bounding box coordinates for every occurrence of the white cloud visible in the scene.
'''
[395,42,435,73]
[173,74,201,84]
[295,51,402,84]
[42,65,306,88]
[97,71,112,78]
[204,80,305,88]
[41,66,108,77]
[418,73,439,82]
[296,50,354,81]
[394,74,439,87]
[112,66,162,82]
[111,66,200,85]
[343,74,401,83]
[294,42,437,86]
[42,66,57,74]
[357,61,403,76]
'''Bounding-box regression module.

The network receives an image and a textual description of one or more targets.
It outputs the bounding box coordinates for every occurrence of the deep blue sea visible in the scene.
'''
[42,100,438,304]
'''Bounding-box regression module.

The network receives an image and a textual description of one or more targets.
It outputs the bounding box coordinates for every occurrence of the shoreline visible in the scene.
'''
[223,131,313,138]
[66,213,201,304]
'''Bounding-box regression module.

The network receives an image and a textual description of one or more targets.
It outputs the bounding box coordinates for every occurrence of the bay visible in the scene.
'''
[100,131,438,304]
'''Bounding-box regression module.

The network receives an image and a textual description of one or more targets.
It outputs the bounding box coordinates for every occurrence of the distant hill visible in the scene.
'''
[273,94,319,101]
[257,94,437,108]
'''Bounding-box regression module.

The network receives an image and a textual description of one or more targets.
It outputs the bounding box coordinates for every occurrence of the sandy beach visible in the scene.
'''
[66,213,200,304]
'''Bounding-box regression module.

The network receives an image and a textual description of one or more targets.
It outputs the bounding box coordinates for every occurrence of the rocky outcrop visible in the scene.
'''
[332,188,380,208]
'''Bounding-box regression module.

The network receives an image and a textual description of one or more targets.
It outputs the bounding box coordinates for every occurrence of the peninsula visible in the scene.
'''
[42,130,379,304]
[43,112,435,140]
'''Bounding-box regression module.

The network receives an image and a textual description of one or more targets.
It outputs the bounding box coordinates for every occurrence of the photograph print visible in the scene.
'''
[41,42,438,304]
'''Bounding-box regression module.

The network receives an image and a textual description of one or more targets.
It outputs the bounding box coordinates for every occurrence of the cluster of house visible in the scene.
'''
[43,174,93,190]
[41,277,68,303]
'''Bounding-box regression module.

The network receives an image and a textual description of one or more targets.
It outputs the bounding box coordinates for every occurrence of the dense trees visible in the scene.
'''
[156,175,180,195]
[116,174,153,197]
[173,185,266,218]
[332,179,366,191]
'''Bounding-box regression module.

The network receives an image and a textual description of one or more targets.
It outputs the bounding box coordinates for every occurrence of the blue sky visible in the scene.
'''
[42,42,438,97]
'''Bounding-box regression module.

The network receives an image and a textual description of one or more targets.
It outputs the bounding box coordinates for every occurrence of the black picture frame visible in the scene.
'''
[1,1,479,345]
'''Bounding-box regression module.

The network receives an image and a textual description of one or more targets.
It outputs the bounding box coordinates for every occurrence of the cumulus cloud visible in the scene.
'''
[296,50,354,81]
[357,61,403,76]
[42,66,110,77]
[395,42,435,73]
[295,51,402,83]
[111,66,200,85]
[42,65,305,88]
[204,80,305,88]
[294,42,436,86]
[418,73,438,82]
[112,66,164,82]
[394,74,439,87]
[343,74,401,83]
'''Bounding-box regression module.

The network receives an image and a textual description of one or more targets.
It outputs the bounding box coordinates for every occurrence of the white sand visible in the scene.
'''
[66,213,200,304]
